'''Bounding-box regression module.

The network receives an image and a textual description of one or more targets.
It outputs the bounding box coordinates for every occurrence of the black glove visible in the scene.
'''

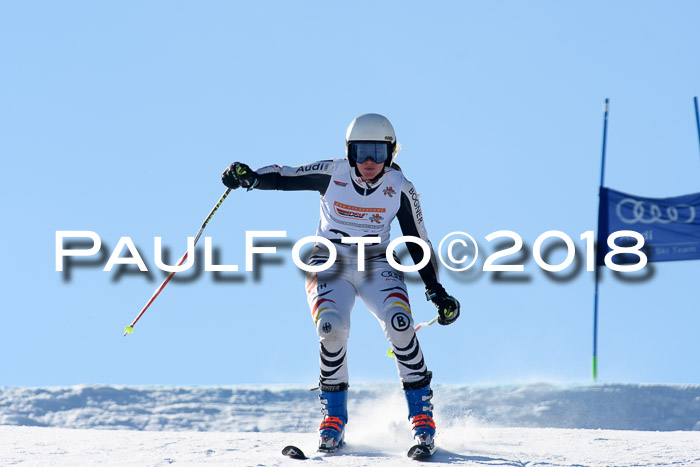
[425,283,460,325]
[222,162,259,190]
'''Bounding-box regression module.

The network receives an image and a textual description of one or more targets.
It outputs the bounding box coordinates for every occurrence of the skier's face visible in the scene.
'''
[356,158,383,181]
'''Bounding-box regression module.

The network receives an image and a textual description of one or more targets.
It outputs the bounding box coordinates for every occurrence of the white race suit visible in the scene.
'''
[254,158,441,388]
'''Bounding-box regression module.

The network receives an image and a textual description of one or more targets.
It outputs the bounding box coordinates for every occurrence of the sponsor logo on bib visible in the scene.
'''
[333,201,386,221]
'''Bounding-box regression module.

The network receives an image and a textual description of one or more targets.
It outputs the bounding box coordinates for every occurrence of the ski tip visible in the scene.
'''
[124,325,134,336]
[407,443,436,460]
[282,445,308,460]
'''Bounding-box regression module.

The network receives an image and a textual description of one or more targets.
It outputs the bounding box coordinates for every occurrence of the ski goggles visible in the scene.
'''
[349,142,391,164]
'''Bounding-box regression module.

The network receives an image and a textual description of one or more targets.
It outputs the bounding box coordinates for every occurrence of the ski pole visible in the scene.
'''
[123,188,232,336]
[387,315,439,357]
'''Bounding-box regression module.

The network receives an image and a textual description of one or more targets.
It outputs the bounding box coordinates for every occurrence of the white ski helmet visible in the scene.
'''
[345,113,397,167]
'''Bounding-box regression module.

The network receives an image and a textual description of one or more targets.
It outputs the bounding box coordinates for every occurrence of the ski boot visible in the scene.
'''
[404,373,436,458]
[318,383,348,453]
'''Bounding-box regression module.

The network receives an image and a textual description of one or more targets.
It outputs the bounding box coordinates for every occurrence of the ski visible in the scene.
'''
[281,445,308,460]
[281,444,343,460]
[283,442,433,460]
[407,443,436,460]
[317,445,342,454]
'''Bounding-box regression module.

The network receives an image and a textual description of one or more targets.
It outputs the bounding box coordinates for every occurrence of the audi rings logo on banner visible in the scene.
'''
[616,199,696,224]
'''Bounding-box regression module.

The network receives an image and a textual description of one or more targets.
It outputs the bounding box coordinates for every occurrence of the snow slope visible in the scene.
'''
[1,383,700,466]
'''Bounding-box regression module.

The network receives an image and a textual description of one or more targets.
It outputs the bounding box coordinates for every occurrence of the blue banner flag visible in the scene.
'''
[597,187,700,265]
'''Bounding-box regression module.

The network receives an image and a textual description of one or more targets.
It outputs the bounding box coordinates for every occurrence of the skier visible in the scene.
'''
[221,113,460,457]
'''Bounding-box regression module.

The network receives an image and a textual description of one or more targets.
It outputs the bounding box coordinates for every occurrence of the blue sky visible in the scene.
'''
[2,1,700,387]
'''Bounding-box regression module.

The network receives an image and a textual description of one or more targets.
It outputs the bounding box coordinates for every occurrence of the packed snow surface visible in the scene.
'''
[1,383,700,465]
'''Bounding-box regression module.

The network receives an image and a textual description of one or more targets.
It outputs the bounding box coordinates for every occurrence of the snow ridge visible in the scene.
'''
[1,383,699,432]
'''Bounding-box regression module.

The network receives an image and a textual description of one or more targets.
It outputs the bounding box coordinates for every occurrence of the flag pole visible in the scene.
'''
[694,97,700,157]
[593,98,610,381]
[599,99,610,188]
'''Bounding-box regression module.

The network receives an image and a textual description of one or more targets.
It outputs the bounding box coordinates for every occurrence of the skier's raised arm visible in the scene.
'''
[221,160,334,194]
